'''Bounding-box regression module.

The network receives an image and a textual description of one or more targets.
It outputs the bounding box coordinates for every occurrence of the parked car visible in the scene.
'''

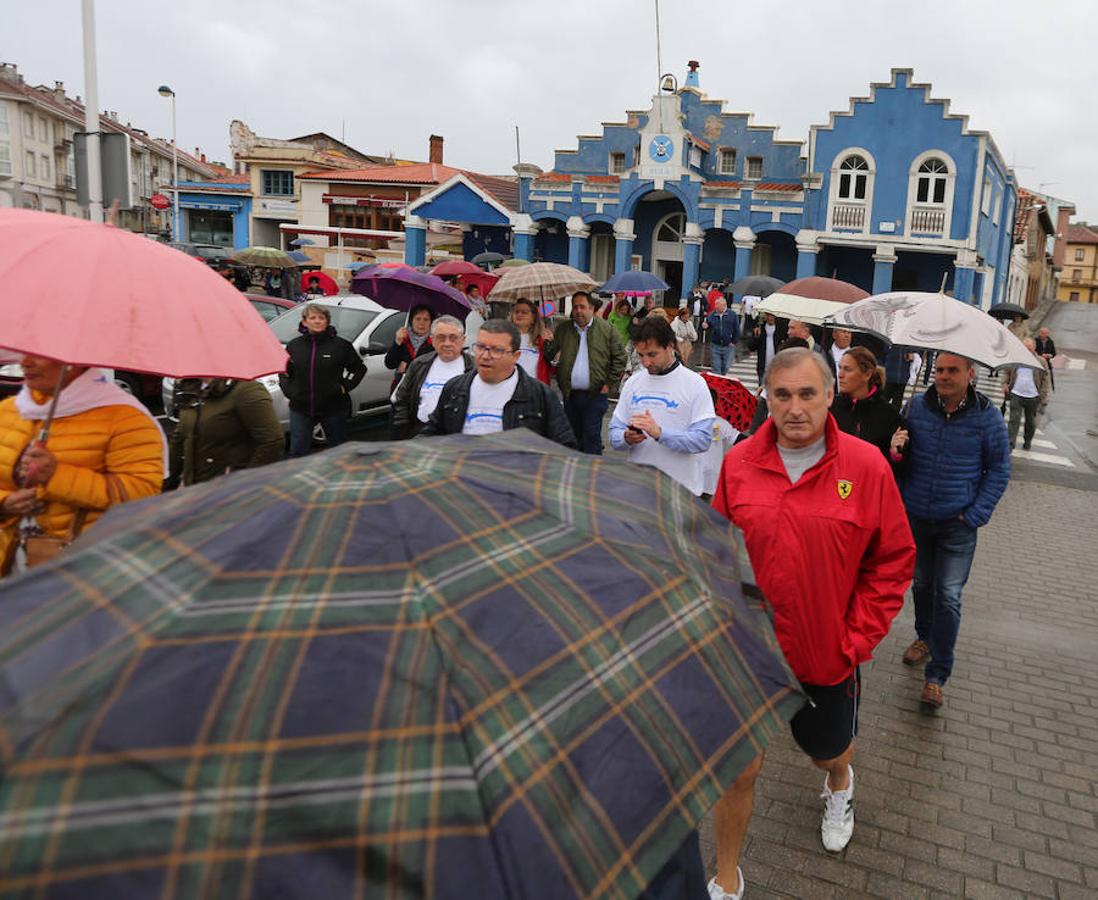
[0,360,23,398]
[168,242,232,266]
[0,361,160,409]
[246,293,298,322]
[163,296,405,437]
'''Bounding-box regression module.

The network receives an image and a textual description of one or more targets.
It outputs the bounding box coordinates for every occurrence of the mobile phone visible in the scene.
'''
[627,425,644,434]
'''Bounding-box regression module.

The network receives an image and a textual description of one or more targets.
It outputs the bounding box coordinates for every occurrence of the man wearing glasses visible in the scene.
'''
[420,320,577,447]
[390,315,474,440]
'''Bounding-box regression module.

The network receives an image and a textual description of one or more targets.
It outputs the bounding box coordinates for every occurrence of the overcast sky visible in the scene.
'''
[5,1,1096,220]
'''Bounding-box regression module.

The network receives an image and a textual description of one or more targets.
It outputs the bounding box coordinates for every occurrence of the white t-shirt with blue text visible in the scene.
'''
[462,370,519,435]
[417,356,467,423]
[517,332,541,379]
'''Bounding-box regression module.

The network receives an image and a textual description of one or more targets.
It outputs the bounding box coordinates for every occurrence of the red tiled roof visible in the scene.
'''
[702,181,742,189]
[535,172,576,182]
[299,162,462,183]
[465,172,519,211]
[207,173,250,185]
[686,135,711,152]
[586,175,621,184]
[753,182,802,192]
[1065,224,1098,244]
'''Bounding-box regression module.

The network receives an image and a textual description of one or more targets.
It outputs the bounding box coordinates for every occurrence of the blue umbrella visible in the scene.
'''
[346,261,371,271]
[600,270,671,293]
[289,237,316,247]
[287,250,310,263]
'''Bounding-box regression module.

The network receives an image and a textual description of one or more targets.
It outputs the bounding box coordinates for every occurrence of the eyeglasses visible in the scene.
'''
[433,334,463,343]
[472,342,514,359]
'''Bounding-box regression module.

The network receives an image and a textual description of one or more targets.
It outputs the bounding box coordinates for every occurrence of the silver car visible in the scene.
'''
[163,295,406,435]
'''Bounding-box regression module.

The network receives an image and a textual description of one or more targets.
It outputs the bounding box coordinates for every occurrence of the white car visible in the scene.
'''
[163,295,406,434]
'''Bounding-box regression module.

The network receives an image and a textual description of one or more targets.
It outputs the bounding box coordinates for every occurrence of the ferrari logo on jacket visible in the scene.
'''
[837,480,853,500]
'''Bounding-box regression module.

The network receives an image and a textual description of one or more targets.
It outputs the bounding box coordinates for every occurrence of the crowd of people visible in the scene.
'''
[0,274,1051,898]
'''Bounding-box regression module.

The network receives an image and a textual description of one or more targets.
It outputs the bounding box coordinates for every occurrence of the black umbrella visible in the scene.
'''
[729,275,785,297]
[472,251,507,267]
[988,302,1029,321]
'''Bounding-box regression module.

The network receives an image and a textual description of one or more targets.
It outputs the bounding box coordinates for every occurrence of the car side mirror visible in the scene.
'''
[359,345,368,357]
[367,340,387,355]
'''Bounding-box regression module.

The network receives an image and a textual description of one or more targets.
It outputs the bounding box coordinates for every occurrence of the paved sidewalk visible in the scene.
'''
[699,471,1098,898]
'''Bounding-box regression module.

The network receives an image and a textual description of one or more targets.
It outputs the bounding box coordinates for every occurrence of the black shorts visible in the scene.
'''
[789,668,861,761]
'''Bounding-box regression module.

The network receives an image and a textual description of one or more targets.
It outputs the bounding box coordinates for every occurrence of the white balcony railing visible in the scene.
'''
[830,202,866,230]
[910,206,946,235]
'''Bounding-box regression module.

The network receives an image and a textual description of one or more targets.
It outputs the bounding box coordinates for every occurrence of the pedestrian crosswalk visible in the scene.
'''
[1010,430,1075,468]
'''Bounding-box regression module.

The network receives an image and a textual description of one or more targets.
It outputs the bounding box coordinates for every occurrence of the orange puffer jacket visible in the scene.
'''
[0,396,164,570]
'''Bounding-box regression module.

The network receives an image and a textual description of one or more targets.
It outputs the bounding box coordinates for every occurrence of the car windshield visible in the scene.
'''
[196,246,231,261]
[269,306,379,344]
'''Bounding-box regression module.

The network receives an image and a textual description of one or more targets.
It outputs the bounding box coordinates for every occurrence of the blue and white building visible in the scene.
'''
[175,175,253,248]
[401,64,1016,307]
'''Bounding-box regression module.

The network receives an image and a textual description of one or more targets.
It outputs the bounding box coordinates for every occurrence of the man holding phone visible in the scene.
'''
[609,317,716,495]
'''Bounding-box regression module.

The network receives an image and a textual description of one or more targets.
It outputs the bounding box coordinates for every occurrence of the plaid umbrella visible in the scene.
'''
[229,246,299,269]
[490,262,598,304]
[0,432,801,899]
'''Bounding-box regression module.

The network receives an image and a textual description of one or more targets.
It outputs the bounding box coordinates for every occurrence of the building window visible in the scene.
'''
[837,154,869,200]
[992,187,1001,225]
[609,152,626,174]
[22,110,33,138]
[916,157,949,204]
[0,104,9,177]
[1076,248,1086,261]
[1072,269,1082,283]
[981,176,992,215]
[1070,291,1080,302]
[688,145,702,168]
[719,148,736,175]
[746,156,763,180]
[40,154,50,180]
[25,151,35,177]
[37,116,47,142]
[261,169,294,196]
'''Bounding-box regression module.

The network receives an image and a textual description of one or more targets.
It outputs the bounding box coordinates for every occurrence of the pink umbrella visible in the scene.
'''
[0,209,287,379]
[430,260,482,277]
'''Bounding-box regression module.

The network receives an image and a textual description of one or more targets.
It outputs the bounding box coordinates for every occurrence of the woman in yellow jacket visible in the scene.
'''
[0,355,166,577]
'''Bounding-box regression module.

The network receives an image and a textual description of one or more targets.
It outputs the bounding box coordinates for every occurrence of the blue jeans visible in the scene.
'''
[710,343,734,375]
[564,390,609,455]
[909,515,978,685]
[289,409,348,458]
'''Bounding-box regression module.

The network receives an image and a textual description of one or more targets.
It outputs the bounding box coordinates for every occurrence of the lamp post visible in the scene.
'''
[157,84,178,240]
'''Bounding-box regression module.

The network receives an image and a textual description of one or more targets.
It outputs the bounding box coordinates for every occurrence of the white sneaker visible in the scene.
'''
[820,765,855,852]
[707,868,744,900]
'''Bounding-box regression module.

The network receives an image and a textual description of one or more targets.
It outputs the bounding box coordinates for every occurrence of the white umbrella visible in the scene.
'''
[823,292,1045,371]
[753,294,850,326]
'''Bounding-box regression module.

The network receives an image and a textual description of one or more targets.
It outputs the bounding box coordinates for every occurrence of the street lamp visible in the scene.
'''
[157,84,179,241]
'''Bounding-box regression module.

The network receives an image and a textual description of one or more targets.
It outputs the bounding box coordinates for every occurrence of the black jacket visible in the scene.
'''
[420,367,577,448]
[384,335,434,392]
[748,320,789,381]
[279,326,367,418]
[1034,336,1056,358]
[830,388,904,459]
[390,350,475,440]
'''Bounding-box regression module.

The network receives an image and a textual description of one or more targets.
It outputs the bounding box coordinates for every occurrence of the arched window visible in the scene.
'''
[916,157,949,205]
[837,155,869,201]
[656,213,686,243]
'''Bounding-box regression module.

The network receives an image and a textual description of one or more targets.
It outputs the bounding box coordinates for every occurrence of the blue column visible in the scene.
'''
[233,202,251,249]
[682,239,702,301]
[872,253,895,294]
[796,249,818,279]
[568,234,588,271]
[954,266,976,303]
[734,245,752,282]
[404,217,427,266]
[513,230,535,261]
[614,236,634,273]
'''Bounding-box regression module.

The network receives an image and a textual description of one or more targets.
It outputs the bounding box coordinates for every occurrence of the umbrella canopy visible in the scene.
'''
[0,208,286,379]
[287,249,311,263]
[600,270,670,294]
[490,262,599,303]
[756,276,870,325]
[346,261,371,271]
[0,432,800,899]
[455,270,499,297]
[230,246,299,269]
[430,259,483,277]
[471,251,507,266]
[300,270,339,296]
[352,266,472,319]
[824,291,1046,371]
[700,372,759,433]
[289,237,316,247]
[987,302,1029,321]
[499,257,531,268]
[728,275,785,297]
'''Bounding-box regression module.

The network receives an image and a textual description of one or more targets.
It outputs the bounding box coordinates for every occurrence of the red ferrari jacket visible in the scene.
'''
[712,415,915,686]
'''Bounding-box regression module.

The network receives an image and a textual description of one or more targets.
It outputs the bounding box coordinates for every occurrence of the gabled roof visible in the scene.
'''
[1013,190,1055,244]
[1065,223,1098,244]
[299,162,461,184]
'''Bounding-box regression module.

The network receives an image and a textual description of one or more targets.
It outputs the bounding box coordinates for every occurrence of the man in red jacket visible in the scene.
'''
[706,348,914,900]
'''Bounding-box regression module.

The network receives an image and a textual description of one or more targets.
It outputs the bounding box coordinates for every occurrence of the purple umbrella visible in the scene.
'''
[351,267,472,320]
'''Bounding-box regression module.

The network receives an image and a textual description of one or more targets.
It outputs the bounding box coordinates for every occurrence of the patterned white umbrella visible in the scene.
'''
[488,262,597,303]
[824,292,1045,371]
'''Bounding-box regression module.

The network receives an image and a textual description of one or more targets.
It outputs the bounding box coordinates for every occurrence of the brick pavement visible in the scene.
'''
[698,473,1098,898]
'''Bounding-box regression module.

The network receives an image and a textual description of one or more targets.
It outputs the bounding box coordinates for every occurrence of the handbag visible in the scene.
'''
[22,508,88,569]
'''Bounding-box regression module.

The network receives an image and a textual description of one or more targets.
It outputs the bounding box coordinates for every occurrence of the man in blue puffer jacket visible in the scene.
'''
[888,353,1010,710]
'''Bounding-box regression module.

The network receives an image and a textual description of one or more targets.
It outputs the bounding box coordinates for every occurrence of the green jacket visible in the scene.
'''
[547,316,628,397]
[169,379,284,487]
